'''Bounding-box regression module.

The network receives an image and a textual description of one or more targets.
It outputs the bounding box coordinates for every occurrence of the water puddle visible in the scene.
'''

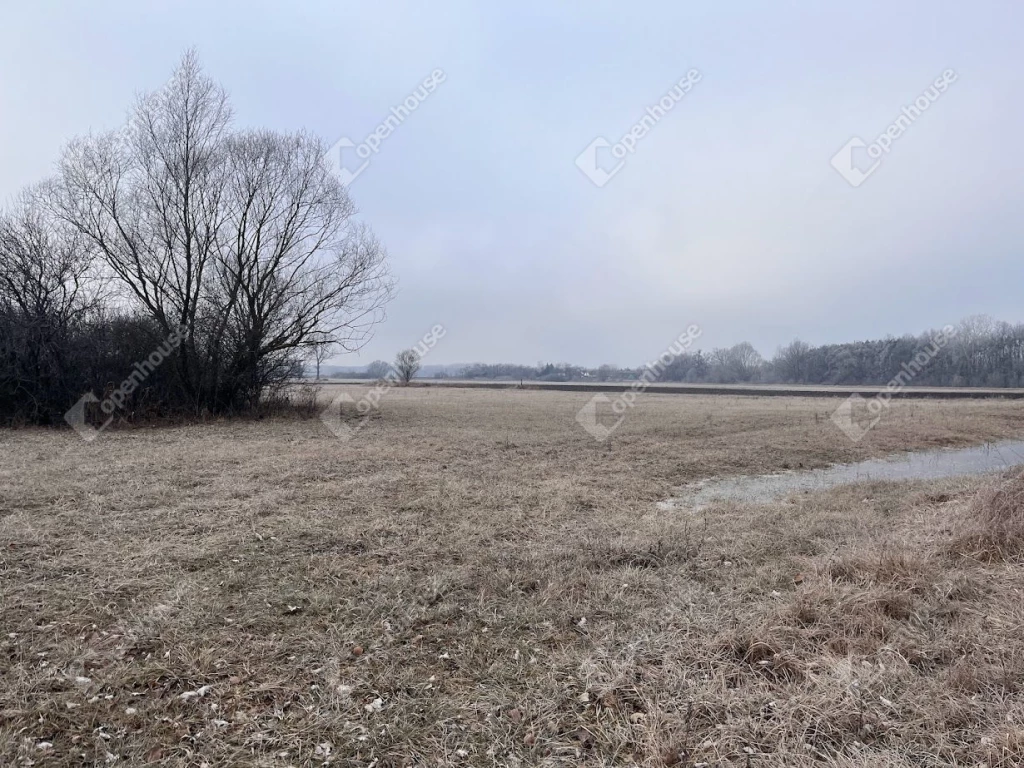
[659,439,1024,511]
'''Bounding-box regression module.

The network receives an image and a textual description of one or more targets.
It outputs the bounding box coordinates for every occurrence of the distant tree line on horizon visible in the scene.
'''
[452,316,1024,388]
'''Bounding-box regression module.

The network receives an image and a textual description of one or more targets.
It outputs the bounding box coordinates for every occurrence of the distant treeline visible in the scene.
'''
[458,317,1024,387]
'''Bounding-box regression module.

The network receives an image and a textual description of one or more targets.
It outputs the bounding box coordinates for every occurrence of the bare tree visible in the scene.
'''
[52,51,392,413]
[709,342,763,383]
[214,131,391,406]
[394,349,420,384]
[0,187,97,421]
[0,188,95,326]
[53,51,230,410]
[729,342,763,382]
[309,343,333,380]
[366,360,391,381]
[774,339,812,382]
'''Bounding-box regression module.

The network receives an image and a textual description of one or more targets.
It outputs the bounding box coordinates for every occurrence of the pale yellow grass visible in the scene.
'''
[2,388,1024,766]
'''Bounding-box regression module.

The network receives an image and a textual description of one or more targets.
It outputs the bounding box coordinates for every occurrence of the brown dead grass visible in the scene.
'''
[2,389,1024,766]
[949,468,1024,563]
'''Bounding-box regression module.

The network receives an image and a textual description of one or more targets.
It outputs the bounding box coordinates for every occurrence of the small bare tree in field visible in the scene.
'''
[394,349,420,384]
[309,343,333,380]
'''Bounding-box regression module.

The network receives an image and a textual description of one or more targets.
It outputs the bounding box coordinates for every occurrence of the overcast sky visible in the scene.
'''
[2,1,1022,367]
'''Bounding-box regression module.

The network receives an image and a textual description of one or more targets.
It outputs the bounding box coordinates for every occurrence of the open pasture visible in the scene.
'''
[3,388,1024,766]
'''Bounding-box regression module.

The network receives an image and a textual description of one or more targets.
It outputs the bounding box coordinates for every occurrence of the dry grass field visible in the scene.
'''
[3,388,1024,766]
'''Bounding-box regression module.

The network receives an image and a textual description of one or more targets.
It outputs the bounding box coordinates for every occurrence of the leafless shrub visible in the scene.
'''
[366,359,391,381]
[290,381,322,418]
[394,348,420,384]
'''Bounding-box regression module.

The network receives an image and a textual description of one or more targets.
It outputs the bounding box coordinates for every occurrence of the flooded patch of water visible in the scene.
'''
[659,439,1024,511]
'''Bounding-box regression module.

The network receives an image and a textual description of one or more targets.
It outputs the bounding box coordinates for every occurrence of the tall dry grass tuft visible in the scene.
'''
[949,469,1024,562]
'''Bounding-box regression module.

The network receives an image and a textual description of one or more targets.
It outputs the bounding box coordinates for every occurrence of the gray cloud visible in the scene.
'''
[2,0,1021,367]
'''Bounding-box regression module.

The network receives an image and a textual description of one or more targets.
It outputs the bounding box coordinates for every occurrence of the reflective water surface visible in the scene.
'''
[659,439,1024,510]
